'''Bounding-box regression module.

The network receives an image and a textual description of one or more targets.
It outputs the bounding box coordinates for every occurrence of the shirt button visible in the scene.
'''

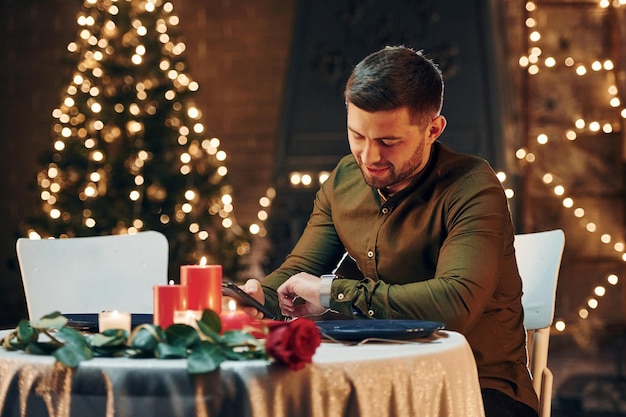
[381,207,389,215]
[367,250,374,258]
[368,309,375,316]
[337,293,345,300]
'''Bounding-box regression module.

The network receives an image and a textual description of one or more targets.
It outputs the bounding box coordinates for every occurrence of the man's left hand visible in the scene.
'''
[277,272,328,317]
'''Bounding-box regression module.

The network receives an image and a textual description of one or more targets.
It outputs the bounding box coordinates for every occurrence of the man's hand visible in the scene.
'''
[239,279,266,319]
[277,272,328,317]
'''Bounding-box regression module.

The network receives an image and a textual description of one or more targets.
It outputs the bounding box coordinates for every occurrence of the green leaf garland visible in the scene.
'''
[1,310,269,374]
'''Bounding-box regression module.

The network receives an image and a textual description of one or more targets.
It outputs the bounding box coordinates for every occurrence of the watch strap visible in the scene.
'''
[319,274,336,308]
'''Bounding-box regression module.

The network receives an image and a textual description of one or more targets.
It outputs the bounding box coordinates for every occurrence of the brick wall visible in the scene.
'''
[171,0,296,225]
[0,1,77,325]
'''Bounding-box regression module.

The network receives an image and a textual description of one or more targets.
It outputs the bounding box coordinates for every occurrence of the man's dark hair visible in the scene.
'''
[344,45,444,127]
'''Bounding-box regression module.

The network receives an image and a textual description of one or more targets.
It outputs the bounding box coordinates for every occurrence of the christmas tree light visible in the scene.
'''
[21,0,250,280]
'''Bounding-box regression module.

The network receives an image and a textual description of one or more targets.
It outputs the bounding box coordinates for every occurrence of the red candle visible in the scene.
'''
[153,283,188,328]
[180,264,222,313]
[220,299,252,333]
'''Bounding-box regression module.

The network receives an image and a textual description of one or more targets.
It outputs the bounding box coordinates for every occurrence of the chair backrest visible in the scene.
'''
[515,229,565,330]
[16,231,169,320]
[514,229,565,417]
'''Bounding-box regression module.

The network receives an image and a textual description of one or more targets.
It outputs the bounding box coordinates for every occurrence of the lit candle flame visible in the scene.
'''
[199,256,207,266]
[228,299,237,313]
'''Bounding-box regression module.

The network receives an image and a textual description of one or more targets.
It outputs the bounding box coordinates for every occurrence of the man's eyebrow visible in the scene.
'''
[371,134,404,142]
[348,127,402,141]
[347,126,362,135]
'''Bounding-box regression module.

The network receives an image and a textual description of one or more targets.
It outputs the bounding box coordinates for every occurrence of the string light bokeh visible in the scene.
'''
[513,0,625,332]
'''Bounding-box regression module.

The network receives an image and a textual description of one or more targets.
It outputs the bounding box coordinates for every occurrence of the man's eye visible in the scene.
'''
[381,140,397,146]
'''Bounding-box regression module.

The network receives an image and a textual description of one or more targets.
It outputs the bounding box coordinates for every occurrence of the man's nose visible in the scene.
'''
[360,141,381,165]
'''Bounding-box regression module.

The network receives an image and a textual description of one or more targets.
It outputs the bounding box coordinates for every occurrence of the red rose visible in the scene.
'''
[265,318,321,371]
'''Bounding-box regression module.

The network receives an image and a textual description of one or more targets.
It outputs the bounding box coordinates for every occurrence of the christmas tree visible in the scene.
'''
[22,0,250,280]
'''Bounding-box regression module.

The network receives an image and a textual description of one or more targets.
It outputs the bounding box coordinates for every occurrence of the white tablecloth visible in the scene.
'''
[0,329,484,417]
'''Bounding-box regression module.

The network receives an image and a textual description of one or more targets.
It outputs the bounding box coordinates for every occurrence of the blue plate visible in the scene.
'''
[316,319,444,341]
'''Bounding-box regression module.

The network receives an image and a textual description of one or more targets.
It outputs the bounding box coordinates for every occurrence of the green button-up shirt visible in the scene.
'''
[263,141,538,412]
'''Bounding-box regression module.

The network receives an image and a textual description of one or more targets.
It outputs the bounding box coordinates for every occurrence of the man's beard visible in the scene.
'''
[358,139,425,191]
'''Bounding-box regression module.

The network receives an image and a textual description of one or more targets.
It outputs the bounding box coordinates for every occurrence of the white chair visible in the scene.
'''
[16,231,169,320]
[514,229,565,417]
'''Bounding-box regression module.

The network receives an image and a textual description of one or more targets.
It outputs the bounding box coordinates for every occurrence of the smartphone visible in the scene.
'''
[221,282,276,320]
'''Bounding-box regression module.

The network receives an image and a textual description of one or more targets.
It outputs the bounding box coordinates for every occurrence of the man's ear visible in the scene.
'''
[427,115,447,143]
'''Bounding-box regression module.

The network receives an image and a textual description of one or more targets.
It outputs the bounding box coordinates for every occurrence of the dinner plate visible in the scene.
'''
[64,314,153,333]
[316,319,445,341]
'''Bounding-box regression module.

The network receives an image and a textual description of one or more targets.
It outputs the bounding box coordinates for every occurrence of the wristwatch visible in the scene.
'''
[319,274,336,308]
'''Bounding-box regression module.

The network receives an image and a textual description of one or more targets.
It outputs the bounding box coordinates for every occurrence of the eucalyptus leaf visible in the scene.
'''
[155,342,188,359]
[53,343,92,368]
[55,327,90,349]
[16,320,36,344]
[31,311,68,330]
[91,346,128,358]
[164,324,200,348]
[196,320,221,343]
[26,341,60,355]
[90,331,127,348]
[200,309,222,333]
[221,331,260,348]
[102,328,129,339]
[54,327,93,363]
[187,341,225,374]
[129,324,163,351]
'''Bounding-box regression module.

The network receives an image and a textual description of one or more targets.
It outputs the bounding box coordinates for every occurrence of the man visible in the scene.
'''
[243,45,538,417]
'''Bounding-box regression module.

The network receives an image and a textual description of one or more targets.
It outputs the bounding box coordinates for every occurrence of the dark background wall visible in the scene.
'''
[1,1,78,326]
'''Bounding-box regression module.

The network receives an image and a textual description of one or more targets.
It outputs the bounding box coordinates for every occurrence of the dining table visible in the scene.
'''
[0,328,485,417]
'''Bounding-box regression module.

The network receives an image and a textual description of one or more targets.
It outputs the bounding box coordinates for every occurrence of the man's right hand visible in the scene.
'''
[240,279,266,319]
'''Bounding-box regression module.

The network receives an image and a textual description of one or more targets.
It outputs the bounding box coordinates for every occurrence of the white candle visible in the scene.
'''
[98,310,131,333]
